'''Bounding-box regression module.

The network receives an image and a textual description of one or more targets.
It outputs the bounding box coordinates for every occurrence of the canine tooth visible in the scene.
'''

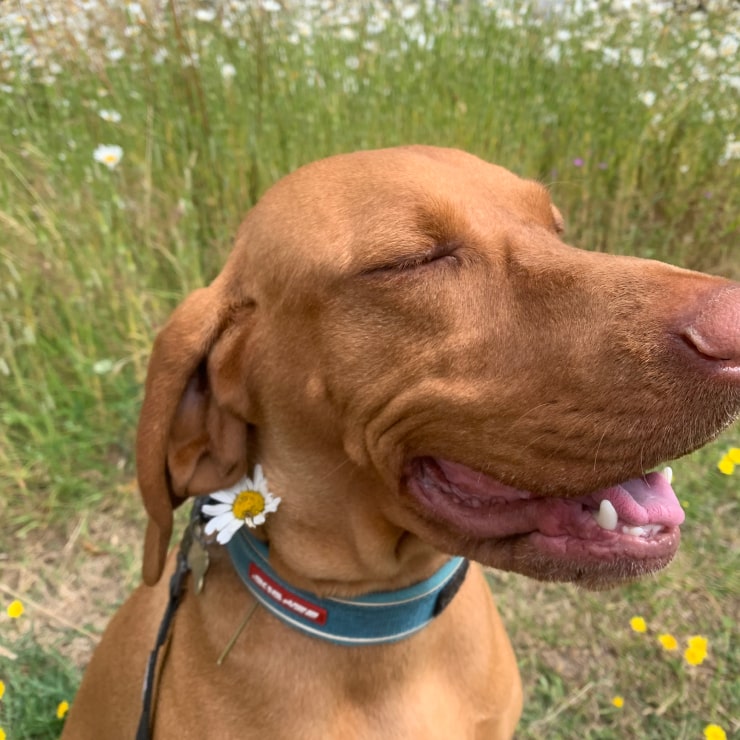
[595,500,618,530]
[661,466,673,484]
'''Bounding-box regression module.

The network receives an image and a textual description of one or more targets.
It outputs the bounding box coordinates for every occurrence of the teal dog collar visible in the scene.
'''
[226,528,469,646]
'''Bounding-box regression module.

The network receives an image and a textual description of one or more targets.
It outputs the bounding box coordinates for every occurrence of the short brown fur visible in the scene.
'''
[63,146,740,739]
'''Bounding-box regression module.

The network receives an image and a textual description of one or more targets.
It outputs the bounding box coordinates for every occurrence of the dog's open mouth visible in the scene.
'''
[404,457,684,565]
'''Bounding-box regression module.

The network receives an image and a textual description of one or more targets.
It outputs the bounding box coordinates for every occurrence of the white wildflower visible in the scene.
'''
[719,34,739,58]
[99,109,122,123]
[93,144,123,169]
[720,135,740,164]
[628,48,644,66]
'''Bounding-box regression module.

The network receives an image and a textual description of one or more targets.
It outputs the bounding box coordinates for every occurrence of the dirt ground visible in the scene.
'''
[1,502,145,669]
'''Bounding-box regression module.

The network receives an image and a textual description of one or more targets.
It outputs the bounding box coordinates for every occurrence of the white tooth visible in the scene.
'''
[661,466,673,484]
[622,525,647,537]
[595,499,618,530]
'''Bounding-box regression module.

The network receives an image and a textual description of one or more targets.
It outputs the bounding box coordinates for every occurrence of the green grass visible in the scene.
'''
[0,1,738,738]
[0,634,77,740]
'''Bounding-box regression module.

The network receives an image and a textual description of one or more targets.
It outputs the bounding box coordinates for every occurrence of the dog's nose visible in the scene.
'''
[683,285,740,367]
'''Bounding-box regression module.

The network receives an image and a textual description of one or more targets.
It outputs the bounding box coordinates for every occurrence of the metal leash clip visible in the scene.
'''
[186,513,210,595]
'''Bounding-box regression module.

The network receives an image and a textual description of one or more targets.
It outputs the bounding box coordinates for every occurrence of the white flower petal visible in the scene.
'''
[252,464,265,489]
[204,511,235,535]
[202,503,231,516]
[264,497,281,513]
[217,518,244,544]
[210,491,236,504]
[203,518,219,535]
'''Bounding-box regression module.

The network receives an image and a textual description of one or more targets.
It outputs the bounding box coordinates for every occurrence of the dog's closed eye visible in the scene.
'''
[362,242,460,275]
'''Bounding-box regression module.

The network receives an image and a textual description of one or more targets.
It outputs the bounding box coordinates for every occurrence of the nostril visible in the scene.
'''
[682,285,740,364]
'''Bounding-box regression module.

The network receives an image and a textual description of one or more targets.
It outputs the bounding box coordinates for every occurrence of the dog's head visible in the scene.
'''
[138,146,740,589]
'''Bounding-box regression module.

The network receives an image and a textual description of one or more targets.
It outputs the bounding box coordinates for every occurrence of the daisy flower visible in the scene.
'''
[203,465,281,544]
[99,109,122,123]
[93,144,123,169]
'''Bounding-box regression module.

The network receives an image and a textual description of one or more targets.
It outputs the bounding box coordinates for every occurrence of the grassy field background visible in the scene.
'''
[0,0,738,737]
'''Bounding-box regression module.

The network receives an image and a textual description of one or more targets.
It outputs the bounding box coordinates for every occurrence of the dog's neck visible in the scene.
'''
[257,454,451,598]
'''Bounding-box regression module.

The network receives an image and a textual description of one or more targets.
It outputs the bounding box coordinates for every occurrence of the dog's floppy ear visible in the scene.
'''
[137,286,254,585]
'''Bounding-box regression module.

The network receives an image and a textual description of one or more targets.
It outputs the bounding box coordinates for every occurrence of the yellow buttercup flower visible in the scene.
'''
[717,455,734,475]
[0,679,5,699]
[56,700,70,719]
[704,724,726,740]
[0,726,6,740]
[6,600,24,618]
[611,695,624,708]
[684,647,706,665]
[684,636,708,666]
[717,448,739,474]
[629,616,647,633]
[658,633,678,651]
[688,635,708,653]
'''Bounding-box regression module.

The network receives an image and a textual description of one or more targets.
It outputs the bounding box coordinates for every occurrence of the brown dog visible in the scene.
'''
[62,146,740,739]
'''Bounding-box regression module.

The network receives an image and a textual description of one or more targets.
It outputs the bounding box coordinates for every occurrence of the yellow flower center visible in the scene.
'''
[232,490,265,520]
[104,154,118,164]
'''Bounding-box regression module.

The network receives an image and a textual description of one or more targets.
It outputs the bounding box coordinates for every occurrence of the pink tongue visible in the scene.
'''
[433,458,685,528]
[591,472,685,526]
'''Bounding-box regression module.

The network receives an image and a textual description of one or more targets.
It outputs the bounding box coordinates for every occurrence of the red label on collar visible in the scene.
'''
[249,563,328,625]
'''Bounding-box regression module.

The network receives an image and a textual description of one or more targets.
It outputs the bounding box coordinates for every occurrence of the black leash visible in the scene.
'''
[135,503,202,740]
